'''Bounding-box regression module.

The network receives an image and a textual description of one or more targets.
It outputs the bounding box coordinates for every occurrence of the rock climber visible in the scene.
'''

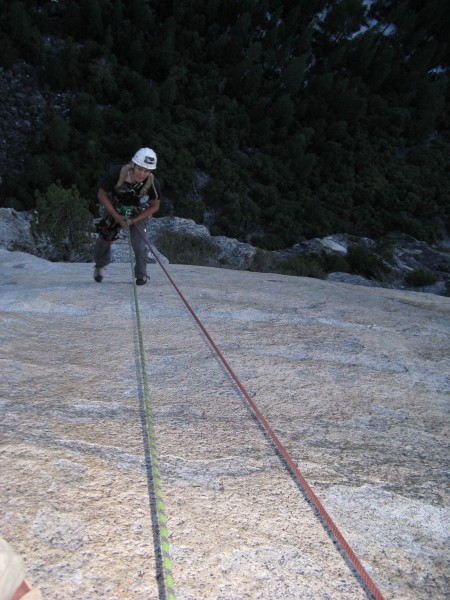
[93,147,161,285]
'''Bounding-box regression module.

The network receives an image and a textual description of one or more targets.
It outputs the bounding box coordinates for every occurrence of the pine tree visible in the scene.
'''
[32,183,94,261]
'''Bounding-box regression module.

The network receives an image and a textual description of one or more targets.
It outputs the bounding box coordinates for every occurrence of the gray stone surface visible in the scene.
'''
[0,208,36,254]
[148,215,210,239]
[147,216,257,270]
[0,210,448,295]
[327,272,386,288]
[1,248,449,599]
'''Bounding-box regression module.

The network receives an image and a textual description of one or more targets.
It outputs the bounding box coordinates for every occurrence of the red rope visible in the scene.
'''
[138,232,385,600]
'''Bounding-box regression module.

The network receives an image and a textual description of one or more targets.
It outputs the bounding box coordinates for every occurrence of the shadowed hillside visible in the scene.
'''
[0,0,449,249]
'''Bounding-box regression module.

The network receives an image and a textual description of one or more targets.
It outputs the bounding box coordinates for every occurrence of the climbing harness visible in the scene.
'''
[95,204,145,242]
[128,221,386,600]
[124,211,176,600]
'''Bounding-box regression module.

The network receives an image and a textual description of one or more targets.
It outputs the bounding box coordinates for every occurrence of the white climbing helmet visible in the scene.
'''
[132,147,157,170]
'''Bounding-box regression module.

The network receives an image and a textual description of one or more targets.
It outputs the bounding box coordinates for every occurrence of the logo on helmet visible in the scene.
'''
[132,147,157,170]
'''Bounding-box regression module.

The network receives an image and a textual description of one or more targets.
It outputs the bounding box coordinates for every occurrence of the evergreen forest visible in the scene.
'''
[0,0,449,249]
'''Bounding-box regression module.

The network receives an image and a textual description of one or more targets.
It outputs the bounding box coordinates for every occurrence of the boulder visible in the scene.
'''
[386,232,450,275]
[280,234,349,257]
[209,235,257,270]
[148,216,210,239]
[147,217,256,270]
[0,208,36,254]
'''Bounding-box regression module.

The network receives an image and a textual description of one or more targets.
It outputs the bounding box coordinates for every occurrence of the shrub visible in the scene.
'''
[374,238,395,261]
[249,248,278,273]
[404,269,438,288]
[249,250,326,278]
[275,254,326,278]
[347,245,391,279]
[318,251,350,273]
[153,230,219,266]
[32,182,94,261]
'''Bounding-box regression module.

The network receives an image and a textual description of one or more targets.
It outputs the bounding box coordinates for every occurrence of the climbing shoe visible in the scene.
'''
[136,276,147,286]
[94,266,103,283]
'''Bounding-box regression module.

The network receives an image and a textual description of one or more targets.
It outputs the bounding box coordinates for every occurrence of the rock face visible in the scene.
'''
[278,232,450,295]
[388,231,450,272]
[0,209,448,296]
[1,248,449,599]
[0,62,69,179]
[0,208,36,254]
[149,214,211,239]
[148,216,257,269]
[0,64,67,178]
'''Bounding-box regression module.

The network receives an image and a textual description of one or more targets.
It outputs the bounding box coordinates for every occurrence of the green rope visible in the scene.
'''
[125,213,176,600]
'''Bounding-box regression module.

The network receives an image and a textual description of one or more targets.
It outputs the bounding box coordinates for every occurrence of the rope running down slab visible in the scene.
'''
[125,216,176,600]
[135,224,385,600]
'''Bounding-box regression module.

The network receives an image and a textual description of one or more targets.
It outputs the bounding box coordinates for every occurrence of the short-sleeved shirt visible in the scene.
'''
[100,165,162,209]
